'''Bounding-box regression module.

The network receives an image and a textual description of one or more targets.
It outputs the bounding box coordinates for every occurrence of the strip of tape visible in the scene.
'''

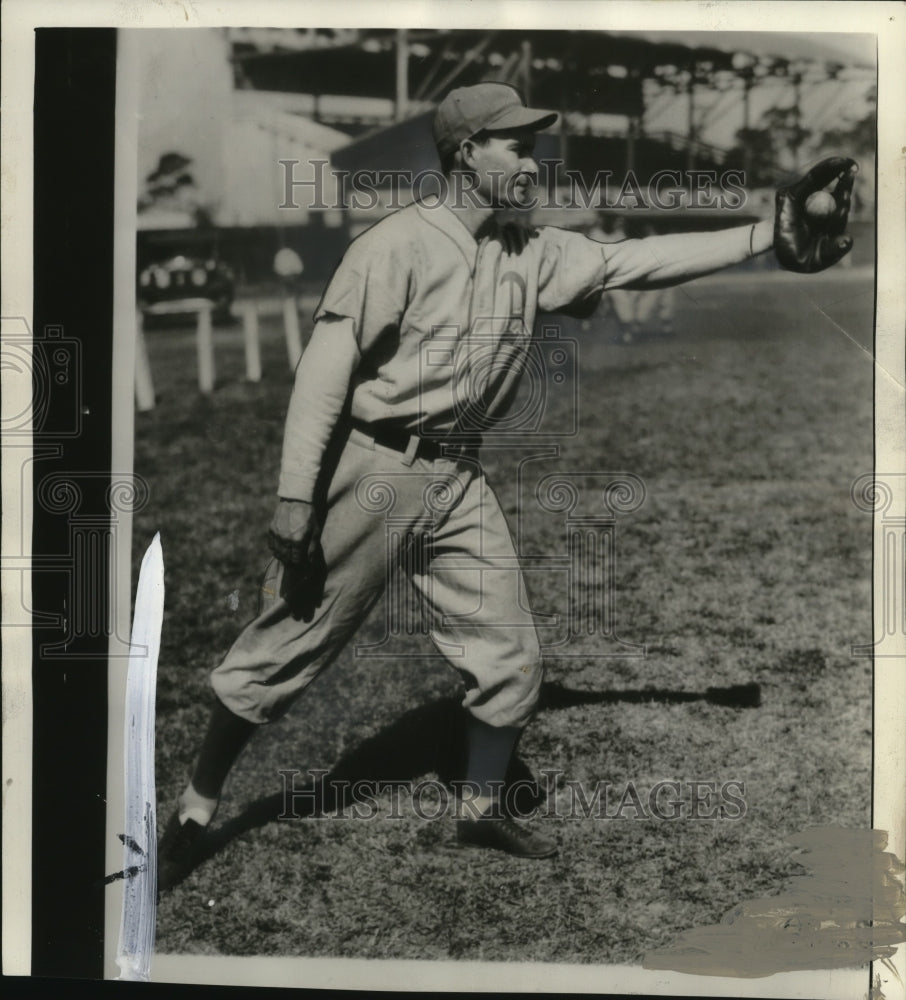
[116,533,163,981]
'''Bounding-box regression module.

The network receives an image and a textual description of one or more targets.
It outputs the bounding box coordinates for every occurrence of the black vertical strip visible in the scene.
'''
[32,28,117,979]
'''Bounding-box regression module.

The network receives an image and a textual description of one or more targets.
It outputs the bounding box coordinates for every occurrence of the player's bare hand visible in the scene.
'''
[774,156,857,273]
[267,498,323,574]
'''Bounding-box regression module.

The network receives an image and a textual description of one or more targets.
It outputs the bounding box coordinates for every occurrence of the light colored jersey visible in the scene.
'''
[311,198,630,435]
[279,200,761,499]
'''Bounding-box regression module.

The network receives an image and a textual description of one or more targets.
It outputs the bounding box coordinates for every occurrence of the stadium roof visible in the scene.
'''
[610,31,875,70]
[232,28,874,119]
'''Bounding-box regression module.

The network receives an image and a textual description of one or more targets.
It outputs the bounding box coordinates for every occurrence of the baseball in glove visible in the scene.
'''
[774,156,858,273]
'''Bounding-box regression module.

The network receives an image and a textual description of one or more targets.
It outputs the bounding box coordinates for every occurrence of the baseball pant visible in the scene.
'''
[210,427,543,728]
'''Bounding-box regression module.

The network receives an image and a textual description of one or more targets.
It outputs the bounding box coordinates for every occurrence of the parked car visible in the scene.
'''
[138,254,235,325]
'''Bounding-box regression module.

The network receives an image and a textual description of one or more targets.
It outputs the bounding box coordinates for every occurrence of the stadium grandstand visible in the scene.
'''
[136,27,875,285]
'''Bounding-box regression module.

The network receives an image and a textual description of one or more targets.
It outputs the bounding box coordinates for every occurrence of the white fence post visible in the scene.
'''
[196,303,215,393]
[242,300,262,382]
[283,294,302,371]
[134,310,156,411]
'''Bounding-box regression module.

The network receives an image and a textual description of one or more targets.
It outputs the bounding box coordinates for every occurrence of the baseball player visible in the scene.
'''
[158,82,856,888]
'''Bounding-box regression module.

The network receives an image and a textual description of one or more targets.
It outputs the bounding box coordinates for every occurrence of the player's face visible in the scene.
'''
[467,130,539,208]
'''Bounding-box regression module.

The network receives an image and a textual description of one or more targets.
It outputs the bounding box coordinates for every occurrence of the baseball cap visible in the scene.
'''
[433,83,558,159]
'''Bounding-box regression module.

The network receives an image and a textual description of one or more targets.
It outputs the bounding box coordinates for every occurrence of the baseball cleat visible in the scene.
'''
[457,812,557,859]
[157,809,208,891]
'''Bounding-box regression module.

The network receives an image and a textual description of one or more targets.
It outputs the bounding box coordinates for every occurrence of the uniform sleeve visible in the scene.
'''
[592,222,770,290]
[313,227,412,353]
[539,221,769,305]
[537,227,609,315]
[277,316,360,502]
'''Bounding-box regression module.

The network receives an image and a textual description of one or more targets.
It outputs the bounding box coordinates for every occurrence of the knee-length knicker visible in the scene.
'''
[211,429,543,728]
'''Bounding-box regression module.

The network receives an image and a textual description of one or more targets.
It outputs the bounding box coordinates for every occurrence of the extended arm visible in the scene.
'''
[603,220,773,290]
[603,156,857,290]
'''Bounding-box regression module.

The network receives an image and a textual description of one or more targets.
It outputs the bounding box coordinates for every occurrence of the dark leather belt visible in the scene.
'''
[350,417,478,463]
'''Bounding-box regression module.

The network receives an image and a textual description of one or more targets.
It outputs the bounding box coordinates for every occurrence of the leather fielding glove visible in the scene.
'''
[774,156,858,273]
[268,498,323,576]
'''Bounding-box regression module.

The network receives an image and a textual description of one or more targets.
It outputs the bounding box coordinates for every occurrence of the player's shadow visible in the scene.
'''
[193,679,760,870]
[538,680,761,711]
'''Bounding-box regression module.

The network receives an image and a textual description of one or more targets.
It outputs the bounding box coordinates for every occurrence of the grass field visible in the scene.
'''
[137,261,875,964]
